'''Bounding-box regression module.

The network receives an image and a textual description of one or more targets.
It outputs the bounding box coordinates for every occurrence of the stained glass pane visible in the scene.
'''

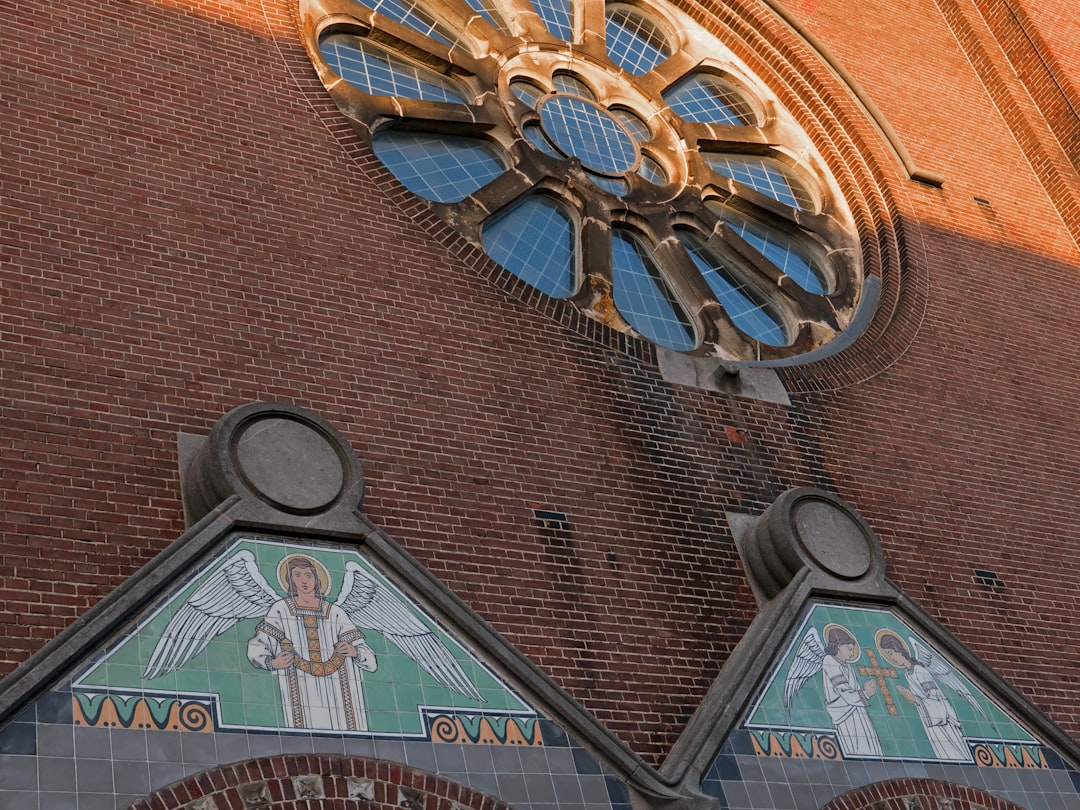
[320,34,468,103]
[363,0,455,46]
[605,5,670,76]
[679,231,787,346]
[531,0,573,42]
[461,0,504,29]
[523,123,561,157]
[704,154,814,211]
[589,174,629,195]
[611,231,695,351]
[712,208,826,294]
[638,154,667,185]
[664,73,756,126]
[552,73,594,100]
[539,96,637,173]
[510,80,545,109]
[611,108,651,142]
[482,196,576,297]
[372,131,506,203]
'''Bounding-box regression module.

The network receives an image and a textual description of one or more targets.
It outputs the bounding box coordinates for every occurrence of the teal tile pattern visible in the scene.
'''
[74,536,530,736]
[698,601,1080,809]
[2,534,628,810]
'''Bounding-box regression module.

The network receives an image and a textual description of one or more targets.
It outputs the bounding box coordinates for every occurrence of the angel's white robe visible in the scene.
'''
[248,597,377,731]
[822,655,882,757]
[904,663,968,760]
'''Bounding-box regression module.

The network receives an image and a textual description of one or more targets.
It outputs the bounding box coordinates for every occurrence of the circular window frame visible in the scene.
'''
[297,0,895,366]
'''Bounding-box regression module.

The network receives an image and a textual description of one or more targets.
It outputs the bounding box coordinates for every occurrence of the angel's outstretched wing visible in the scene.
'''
[337,562,484,702]
[909,637,988,719]
[143,550,278,679]
[783,627,826,708]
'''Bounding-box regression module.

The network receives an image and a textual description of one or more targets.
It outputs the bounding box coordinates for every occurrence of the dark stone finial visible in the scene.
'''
[182,402,364,524]
[741,487,884,600]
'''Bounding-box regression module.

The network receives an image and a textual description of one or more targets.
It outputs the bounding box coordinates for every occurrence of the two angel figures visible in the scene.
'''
[784,623,986,760]
[141,550,483,732]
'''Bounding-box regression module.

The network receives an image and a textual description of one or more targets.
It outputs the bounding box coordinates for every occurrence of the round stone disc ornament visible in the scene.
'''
[792,499,873,580]
[741,487,885,599]
[182,402,365,522]
[235,417,345,513]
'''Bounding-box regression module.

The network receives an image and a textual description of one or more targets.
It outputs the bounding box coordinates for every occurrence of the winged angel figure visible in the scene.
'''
[143,550,483,732]
[783,625,883,757]
[877,631,986,760]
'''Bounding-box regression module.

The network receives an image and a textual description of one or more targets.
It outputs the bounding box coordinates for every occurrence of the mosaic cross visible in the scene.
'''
[857,648,899,716]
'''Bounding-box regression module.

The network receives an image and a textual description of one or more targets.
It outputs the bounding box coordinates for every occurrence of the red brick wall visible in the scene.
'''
[2,0,1078,772]
[129,754,515,810]
[821,778,1025,810]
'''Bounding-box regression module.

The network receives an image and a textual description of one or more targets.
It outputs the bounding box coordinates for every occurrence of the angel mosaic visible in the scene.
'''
[875,629,986,760]
[784,623,882,757]
[143,550,483,732]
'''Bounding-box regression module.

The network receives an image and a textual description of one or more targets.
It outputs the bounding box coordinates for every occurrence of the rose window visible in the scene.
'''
[300,0,864,360]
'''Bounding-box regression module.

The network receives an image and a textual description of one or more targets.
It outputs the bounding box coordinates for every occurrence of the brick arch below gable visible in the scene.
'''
[819,778,1027,810]
[127,754,520,810]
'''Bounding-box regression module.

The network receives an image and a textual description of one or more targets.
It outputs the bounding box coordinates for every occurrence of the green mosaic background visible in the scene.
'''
[744,603,1037,760]
[74,536,534,734]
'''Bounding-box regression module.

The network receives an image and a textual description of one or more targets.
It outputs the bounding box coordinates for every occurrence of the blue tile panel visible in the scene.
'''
[530,0,573,42]
[664,73,756,126]
[679,230,787,346]
[704,155,814,211]
[702,731,1080,810]
[4,685,625,810]
[361,0,455,46]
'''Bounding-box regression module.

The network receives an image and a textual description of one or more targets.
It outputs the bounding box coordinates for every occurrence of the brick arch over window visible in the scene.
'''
[819,778,1027,810]
[128,754,520,810]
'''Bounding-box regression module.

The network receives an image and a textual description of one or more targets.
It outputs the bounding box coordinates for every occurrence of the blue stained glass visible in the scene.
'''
[482,196,576,297]
[611,108,651,142]
[372,131,506,203]
[461,0,503,29]
[552,74,594,100]
[523,123,560,157]
[605,5,670,76]
[589,174,629,195]
[320,34,468,103]
[363,0,455,46]
[611,231,696,351]
[539,96,637,174]
[664,73,756,125]
[679,231,787,346]
[510,80,545,109]
[637,154,666,185]
[531,0,573,42]
[704,154,814,211]
[718,212,825,294]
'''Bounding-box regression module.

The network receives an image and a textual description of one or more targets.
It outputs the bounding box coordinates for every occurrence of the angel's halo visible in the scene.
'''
[277,553,333,596]
[821,622,860,663]
[874,628,911,659]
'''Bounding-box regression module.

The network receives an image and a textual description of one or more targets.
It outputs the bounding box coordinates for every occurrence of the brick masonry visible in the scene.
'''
[2,0,1079,794]
[127,754,524,810]
[818,778,1026,810]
